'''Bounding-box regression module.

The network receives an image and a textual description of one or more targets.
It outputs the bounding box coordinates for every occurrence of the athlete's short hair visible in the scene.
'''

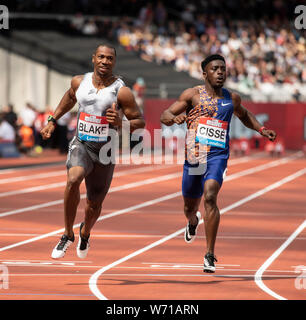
[94,44,117,56]
[201,54,225,72]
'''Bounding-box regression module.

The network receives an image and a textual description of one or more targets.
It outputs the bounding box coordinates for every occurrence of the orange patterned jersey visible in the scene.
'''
[185,85,234,163]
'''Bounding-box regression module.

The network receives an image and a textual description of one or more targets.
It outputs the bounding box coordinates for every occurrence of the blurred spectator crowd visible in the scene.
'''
[49,0,304,102]
[0,103,77,157]
[113,1,305,102]
[5,0,306,105]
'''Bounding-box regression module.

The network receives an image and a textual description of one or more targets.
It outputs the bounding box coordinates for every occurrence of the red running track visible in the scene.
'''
[0,152,305,300]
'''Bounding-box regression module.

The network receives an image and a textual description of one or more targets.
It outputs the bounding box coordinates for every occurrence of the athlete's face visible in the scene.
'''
[203,60,226,88]
[92,46,116,77]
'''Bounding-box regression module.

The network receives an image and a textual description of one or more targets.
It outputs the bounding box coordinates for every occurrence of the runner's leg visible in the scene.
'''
[64,166,85,238]
[82,163,115,237]
[203,179,221,254]
[184,197,202,225]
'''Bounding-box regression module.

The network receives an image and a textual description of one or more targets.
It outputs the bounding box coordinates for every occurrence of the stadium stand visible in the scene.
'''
[2,0,305,101]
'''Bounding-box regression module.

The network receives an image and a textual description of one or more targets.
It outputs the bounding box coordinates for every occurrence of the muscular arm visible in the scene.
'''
[40,75,82,140]
[160,88,197,126]
[233,92,276,141]
[113,86,145,131]
[53,75,82,120]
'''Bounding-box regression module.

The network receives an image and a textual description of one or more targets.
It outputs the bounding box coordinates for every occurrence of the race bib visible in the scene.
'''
[196,117,228,148]
[78,112,109,142]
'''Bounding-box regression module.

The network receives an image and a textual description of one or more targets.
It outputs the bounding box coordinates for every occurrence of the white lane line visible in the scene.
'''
[254,219,306,300]
[0,156,251,197]
[222,168,306,214]
[0,181,67,198]
[0,192,180,252]
[0,233,305,241]
[0,165,170,197]
[0,169,18,175]
[0,259,91,263]
[0,152,181,184]
[0,172,181,218]
[0,158,266,250]
[0,153,268,184]
[0,159,303,250]
[0,163,65,175]
[224,152,302,182]
[0,153,299,217]
[0,170,66,184]
[88,167,306,300]
[142,262,240,266]
[93,273,303,278]
[0,153,294,198]
[4,273,304,278]
[2,274,94,276]
[112,266,300,273]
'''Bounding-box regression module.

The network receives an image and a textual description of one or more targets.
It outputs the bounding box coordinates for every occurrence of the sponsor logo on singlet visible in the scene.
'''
[78,112,109,142]
[196,117,228,148]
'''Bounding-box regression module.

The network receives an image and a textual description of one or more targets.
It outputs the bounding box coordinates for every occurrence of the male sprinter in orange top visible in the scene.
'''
[41,45,145,259]
[160,54,276,272]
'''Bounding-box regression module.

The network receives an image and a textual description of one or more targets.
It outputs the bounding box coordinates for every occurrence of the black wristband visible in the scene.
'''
[47,115,56,124]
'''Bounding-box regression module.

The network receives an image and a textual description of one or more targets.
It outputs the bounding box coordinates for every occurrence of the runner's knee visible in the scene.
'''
[204,191,217,208]
[86,198,102,211]
[184,204,198,215]
[67,168,84,190]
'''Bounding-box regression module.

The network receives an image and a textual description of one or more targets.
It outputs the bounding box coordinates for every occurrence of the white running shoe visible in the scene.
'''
[204,253,218,273]
[51,234,74,259]
[184,211,201,243]
[77,222,90,259]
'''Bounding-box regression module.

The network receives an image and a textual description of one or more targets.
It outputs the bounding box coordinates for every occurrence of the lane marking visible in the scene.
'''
[0,163,65,175]
[254,219,306,300]
[0,160,304,252]
[0,154,300,217]
[0,170,66,184]
[0,292,94,297]
[0,259,91,263]
[0,153,276,185]
[0,260,298,274]
[0,152,187,183]
[2,273,304,279]
[0,233,305,241]
[142,262,240,266]
[224,152,302,182]
[0,154,252,177]
[0,192,180,252]
[0,165,173,197]
[97,273,305,279]
[89,167,306,300]
[0,158,304,299]
[0,172,181,218]
[0,156,255,197]
[0,157,298,250]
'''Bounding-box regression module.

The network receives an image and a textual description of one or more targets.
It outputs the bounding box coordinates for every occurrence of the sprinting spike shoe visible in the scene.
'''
[77,222,90,259]
[184,211,201,243]
[203,253,218,273]
[51,234,75,259]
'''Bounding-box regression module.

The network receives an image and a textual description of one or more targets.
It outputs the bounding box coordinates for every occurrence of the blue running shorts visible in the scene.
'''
[182,158,228,198]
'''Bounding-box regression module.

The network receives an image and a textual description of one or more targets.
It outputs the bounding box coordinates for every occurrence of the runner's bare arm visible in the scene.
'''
[52,76,82,120]
[232,92,276,141]
[40,75,83,140]
[107,86,145,131]
[160,88,196,126]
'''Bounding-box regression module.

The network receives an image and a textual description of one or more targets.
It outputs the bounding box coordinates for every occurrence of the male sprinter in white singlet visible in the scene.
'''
[41,45,145,259]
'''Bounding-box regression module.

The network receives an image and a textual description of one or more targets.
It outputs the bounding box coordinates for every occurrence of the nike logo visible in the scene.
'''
[221,102,231,106]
